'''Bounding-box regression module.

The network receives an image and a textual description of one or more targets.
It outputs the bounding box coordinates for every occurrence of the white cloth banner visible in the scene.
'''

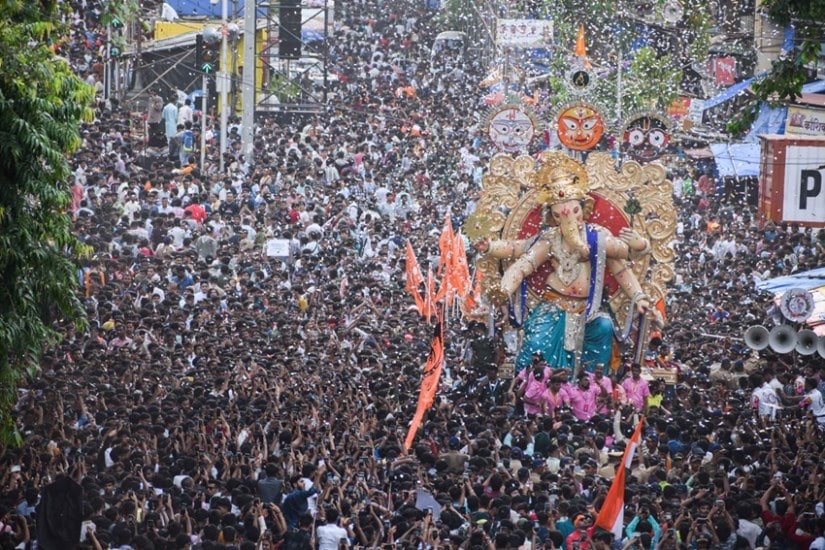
[496,19,553,47]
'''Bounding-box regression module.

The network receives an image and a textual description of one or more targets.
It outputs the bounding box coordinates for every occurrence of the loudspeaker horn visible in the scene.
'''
[796,329,818,355]
[817,336,825,359]
[744,325,770,351]
[769,325,797,354]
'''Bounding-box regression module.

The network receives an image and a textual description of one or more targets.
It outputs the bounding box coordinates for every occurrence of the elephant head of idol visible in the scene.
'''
[535,153,593,242]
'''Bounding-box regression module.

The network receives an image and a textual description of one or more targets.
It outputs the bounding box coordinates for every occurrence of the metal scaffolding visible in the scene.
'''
[257,0,330,115]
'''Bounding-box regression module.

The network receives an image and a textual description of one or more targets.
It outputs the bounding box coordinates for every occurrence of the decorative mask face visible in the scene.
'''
[622,114,670,162]
[488,107,536,153]
[557,104,604,151]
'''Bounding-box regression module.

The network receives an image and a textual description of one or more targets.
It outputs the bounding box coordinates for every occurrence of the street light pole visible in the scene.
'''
[241,0,257,162]
[201,73,207,171]
[219,0,229,174]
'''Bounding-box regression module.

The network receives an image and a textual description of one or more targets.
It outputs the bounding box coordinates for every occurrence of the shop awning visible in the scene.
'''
[802,80,825,93]
[743,104,787,142]
[703,77,822,113]
[709,142,761,177]
[703,71,769,111]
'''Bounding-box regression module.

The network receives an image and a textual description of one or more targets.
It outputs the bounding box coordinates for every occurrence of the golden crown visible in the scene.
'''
[534,152,589,207]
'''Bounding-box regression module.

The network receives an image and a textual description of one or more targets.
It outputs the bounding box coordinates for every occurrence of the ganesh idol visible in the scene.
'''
[474,155,653,374]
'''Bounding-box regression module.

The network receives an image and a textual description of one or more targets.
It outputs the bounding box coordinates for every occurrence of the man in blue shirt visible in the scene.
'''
[161,97,178,146]
[281,475,320,530]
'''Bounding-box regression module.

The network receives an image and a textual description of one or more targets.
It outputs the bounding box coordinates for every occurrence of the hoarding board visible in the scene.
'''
[496,19,553,47]
[782,145,825,224]
[786,106,825,137]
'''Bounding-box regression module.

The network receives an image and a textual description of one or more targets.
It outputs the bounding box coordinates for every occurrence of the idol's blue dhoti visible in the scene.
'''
[515,302,613,373]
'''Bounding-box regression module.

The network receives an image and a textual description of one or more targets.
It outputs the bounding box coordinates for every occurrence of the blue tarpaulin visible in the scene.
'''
[704,76,823,114]
[709,142,761,177]
[744,104,787,143]
[802,79,825,93]
[782,25,795,54]
[165,0,333,19]
[166,0,248,18]
[756,267,825,295]
[703,71,769,111]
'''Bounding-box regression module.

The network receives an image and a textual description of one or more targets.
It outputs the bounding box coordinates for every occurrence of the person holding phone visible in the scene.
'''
[566,513,595,550]
[282,474,321,530]
[625,507,662,548]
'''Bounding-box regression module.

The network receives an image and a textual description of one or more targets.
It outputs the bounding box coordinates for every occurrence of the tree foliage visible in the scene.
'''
[621,48,684,114]
[727,0,825,136]
[0,0,94,445]
[435,0,485,36]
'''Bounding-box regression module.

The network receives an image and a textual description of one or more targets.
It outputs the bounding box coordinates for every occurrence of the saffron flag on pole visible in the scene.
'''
[594,416,645,539]
[404,319,444,451]
[434,265,452,306]
[460,269,483,318]
[404,240,425,312]
[450,232,471,299]
[437,212,454,277]
[574,23,592,69]
[423,266,436,321]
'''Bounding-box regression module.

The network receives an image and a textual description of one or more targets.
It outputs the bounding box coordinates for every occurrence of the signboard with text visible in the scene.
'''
[496,19,553,47]
[759,135,825,227]
[786,105,825,137]
[782,144,825,224]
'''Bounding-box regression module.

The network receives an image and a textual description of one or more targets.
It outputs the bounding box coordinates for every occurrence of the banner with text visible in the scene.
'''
[782,145,825,224]
[786,106,825,137]
[496,19,553,47]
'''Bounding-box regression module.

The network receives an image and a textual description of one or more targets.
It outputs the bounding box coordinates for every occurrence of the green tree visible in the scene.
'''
[536,0,709,124]
[621,47,684,113]
[436,0,485,35]
[727,0,825,136]
[0,0,94,445]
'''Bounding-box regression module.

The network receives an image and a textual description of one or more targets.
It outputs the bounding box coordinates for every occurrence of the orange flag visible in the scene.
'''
[655,298,667,324]
[404,319,444,451]
[460,269,483,318]
[434,244,454,307]
[437,212,454,277]
[405,240,425,312]
[424,266,436,320]
[450,232,471,299]
[574,24,592,68]
[434,276,452,307]
[595,416,645,538]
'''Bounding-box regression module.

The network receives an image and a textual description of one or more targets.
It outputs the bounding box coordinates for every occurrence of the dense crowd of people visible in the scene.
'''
[2,0,825,549]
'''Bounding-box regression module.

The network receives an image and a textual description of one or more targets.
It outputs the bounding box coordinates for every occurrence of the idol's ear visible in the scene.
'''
[581,196,595,220]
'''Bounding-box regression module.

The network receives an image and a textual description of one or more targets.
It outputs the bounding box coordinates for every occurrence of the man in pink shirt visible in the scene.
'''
[621,363,650,412]
[565,376,601,422]
[515,354,555,417]
[588,366,613,415]
[541,376,569,419]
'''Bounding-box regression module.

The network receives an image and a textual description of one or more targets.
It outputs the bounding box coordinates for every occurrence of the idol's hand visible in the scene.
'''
[474,237,490,254]
[636,298,650,315]
[619,228,649,252]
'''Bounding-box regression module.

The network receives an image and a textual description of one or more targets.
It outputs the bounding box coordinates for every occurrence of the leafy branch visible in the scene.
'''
[727,1,825,137]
